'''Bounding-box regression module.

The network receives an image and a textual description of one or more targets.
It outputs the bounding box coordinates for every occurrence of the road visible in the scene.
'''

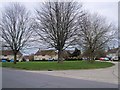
[2,68,118,88]
[26,61,118,84]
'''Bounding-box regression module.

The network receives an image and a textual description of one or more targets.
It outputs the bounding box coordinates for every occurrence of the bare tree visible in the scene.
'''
[0,3,33,64]
[34,2,84,63]
[78,13,116,62]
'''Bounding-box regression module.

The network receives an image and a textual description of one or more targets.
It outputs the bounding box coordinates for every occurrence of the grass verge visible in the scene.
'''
[2,61,114,70]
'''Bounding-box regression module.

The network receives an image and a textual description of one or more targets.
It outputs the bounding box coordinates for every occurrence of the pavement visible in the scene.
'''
[25,61,119,84]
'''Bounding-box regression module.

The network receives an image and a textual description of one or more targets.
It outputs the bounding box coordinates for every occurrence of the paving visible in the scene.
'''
[25,61,119,84]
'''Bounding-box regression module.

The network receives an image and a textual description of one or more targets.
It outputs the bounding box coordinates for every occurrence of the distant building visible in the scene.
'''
[106,48,119,58]
[34,48,83,61]
[34,50,58,60]
[23,54,34,61]
[0,50,23,61]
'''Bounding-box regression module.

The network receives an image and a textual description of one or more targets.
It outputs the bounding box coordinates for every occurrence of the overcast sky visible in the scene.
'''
[0,0,118,25]
[0,0,119,55]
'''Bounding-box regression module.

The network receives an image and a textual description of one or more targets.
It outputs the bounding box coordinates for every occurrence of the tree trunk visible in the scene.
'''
[58,50,63,63]
[14,53,17,64]
[89,51,95,63]
[87,50,95,63]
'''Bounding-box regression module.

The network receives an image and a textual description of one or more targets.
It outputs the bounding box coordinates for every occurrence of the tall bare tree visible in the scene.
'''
[34,2,84,63]
[0,3,33,64]
[78,13,116,62]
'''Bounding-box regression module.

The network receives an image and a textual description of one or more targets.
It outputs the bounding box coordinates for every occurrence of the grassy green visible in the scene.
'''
[2,61,114,70]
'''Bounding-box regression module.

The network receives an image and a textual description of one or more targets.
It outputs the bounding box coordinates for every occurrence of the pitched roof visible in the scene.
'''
[35,50,57,56]
[1,50,22,56]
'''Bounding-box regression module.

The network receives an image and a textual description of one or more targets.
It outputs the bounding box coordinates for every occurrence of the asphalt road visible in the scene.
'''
[2,68,118,88]
[27,61,118,84]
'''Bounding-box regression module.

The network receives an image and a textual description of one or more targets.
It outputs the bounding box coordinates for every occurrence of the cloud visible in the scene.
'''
[83,2,118,26]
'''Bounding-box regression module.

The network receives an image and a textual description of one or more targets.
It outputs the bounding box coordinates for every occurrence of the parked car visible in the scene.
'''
[10,59,14,62]
[48,58,53,61]
[111,56,118,61]
[99,57,104,61]
[2,59,7,62]
[99,57,109,61]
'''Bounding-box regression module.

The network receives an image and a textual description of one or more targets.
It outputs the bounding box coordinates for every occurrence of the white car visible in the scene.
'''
[111,56,118,61]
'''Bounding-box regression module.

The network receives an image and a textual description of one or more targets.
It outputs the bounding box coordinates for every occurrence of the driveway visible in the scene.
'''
[25,61,118,84]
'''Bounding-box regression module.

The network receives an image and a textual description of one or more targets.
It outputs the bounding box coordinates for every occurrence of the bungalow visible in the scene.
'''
[34,49,78,61]
[0,50,23,61]
[23,54,34,61]
[34,50,58,60]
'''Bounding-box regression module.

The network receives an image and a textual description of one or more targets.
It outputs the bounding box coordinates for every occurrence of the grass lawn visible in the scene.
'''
[2,61,114,70]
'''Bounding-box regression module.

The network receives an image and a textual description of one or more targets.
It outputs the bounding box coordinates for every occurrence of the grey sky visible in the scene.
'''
[0,0,118,24]
[83,2,118,26]
[0,0,118,55]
